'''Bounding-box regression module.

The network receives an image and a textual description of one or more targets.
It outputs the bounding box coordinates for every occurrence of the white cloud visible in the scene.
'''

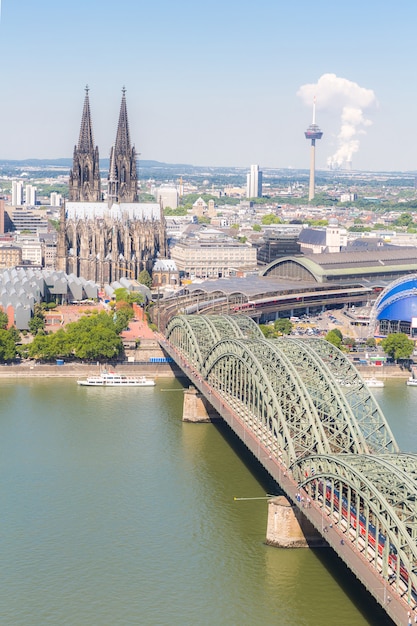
[298,73,377,168]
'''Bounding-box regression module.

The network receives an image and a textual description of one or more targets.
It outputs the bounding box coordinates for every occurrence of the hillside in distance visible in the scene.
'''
[0,158,416,189]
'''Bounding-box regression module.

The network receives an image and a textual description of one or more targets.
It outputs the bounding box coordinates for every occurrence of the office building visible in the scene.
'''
[246,164,262,198]
[50,192,62,207]
[156,185,179,210]
[15,235,43,265]
[0,245,22,269]
[11,181,24,206]
[170,228,257,279]
[25,185,37,206]
[11,208,49,234]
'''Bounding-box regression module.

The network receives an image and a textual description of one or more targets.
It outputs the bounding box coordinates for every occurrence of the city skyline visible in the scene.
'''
[0,0,416,172]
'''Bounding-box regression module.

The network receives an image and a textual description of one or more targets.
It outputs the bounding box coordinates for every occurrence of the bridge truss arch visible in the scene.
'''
[165,314,263,369]
[277,336,398,455]
[296,453,417,602]
[166,315,397,462]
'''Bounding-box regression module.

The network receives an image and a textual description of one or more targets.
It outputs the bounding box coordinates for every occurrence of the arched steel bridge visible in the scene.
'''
[161,314,417,625]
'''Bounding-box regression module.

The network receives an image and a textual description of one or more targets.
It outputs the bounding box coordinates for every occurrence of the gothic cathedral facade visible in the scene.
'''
[57,88,166,285]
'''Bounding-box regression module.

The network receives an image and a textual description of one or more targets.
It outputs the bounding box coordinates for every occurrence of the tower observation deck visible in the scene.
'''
[305,99,323,201]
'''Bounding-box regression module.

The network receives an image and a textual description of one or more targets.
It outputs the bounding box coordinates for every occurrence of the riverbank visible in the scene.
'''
[0,362,185,378]
[0,362,409,379]
[355,365,410,379]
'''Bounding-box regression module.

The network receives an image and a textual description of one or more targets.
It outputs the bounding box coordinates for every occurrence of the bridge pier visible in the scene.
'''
[182,386,219,423]
[266,496,325,548]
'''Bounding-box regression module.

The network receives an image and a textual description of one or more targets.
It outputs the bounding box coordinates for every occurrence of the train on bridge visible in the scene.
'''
[319,481,413,597]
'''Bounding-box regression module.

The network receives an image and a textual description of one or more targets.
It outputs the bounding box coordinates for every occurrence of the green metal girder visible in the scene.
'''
[306,339,398,454]
[201,337,332,464]
[274,337,370,455]
[296,454,417,599]
[166,315,398,459]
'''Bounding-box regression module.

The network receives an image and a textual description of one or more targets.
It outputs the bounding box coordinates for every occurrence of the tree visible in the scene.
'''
[28,304,45,335]
[197,216,210,224]
[325,328,343,349]
[27,334,52,360]
[306,219,328,227]
[138,192,158,203]
[7,326,20,343]
[138,270,152,289]
[0,309,8,329]
[365,337,376,348]
[50,329,72,359]
[114,287,130,302]
[381,333,414,361]
[394,213,413,228]
[163,206,187,216]
[114,287,144,306]
[113,305,134,334]
[261,214,281,225]
[259,324,276,338]
[65,312,123,361]
[128,292,144,305]
[274,318,293,335]
[343,336,356,349]
[26,311,125,362]
[348,225,372,233]
[73,325,122,361]
[252,224,261,232]
[0,329,16,361]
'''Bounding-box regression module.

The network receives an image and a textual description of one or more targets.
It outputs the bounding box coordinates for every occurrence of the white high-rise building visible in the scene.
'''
[156,185,179,209]
[25,185,37,206]
[50,192,62,207]
[11,180,24,206]
[246,164,262,198]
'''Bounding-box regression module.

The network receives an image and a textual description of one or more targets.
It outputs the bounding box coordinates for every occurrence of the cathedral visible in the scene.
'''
[56,87,166,285]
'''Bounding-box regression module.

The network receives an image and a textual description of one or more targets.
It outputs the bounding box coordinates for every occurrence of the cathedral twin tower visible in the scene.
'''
[69,87,138,205]
[57,87,166,285]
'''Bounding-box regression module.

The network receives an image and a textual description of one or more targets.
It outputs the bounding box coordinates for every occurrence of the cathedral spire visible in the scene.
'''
[69,86,101,202]
[78,85,95,153]
[114,86,132,155]
[108,87,138,206]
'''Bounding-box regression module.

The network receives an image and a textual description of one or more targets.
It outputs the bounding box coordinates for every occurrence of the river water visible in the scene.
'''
[0,376,412,626]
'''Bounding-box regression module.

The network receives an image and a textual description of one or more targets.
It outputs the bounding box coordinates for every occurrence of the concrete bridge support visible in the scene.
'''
[266,496,325,548]
[182,386,219,423]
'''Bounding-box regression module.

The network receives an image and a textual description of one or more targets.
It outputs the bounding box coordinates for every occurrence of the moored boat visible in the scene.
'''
[364,377,384,388]
[406,376,417,387]
[77,372,155,387]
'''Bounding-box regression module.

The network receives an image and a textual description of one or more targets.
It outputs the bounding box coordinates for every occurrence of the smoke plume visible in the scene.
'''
[297,73,377,169]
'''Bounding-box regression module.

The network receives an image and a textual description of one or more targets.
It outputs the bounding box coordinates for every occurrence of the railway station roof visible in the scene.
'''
[261,248,417,283]
[184,248,417,300]
[185,276,364,299]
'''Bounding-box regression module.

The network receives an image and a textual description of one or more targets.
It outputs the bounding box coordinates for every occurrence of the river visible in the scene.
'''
[0,377,411,625]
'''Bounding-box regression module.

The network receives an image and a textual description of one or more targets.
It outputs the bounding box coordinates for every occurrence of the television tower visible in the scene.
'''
[304,97,323,201]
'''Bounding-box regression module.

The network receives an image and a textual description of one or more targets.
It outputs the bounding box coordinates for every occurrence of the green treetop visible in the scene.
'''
[381,333,414,361]
[138,270,152,289]
[325,328,343,350]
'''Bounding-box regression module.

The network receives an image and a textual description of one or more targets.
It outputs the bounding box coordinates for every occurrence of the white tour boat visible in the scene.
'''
[364,377,384,388]
[406,376,417,387]
[77,371,155,387]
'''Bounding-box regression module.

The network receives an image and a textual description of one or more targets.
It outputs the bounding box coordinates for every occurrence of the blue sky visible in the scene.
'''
[0,0,416,171]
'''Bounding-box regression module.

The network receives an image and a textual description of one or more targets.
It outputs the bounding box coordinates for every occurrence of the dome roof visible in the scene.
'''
[375,275,417,322]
